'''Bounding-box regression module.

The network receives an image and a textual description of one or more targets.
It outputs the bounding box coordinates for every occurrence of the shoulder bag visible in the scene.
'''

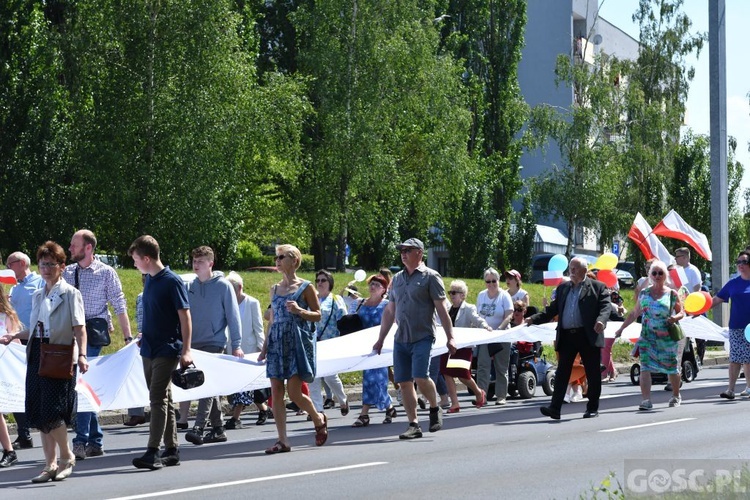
[75,266,111,347]
[38,340,75,379]
[337,300,365,336]
[667,290,684,342]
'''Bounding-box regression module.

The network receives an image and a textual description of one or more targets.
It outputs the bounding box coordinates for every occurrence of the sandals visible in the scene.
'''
[265,441,291,454]
[352,414,370,427]
[475,389,487,408]
[314,413,328,446]
[340,402,350,417]
[383,407,397,424]
[447,406,460,414]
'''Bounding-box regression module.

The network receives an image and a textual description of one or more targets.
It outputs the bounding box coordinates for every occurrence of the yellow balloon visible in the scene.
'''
[595,253,618,271]
[683,292,707,315]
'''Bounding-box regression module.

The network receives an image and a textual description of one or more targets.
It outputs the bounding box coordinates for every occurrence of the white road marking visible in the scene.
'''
[599,417,696,433]
[106,462,388,499]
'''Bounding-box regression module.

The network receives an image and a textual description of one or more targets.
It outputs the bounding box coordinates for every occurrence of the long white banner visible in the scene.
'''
[0,316,726,413]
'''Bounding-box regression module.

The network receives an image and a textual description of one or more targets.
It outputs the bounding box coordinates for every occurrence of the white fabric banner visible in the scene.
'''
[0,315,727,413]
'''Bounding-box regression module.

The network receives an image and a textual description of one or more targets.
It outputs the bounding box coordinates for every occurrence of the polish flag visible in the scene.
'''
[0,270,17,286]
[543,271,564,287]
[627,213,674,265]
[669,266,689,289]
[652,209,713,261]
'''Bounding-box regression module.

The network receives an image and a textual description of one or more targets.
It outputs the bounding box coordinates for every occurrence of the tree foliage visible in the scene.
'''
[438,0,528,270]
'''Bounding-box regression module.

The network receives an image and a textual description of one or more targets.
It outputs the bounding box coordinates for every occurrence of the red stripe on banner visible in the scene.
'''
[77,377,101,407]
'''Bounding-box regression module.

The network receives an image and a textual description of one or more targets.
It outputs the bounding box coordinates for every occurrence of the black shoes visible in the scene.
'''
[0,450,18,468]
[323,398,335,410]
[540,406,561,420]
[203,426,228,444]
[133,448,163,470]
[583,411,599,418]
[428,407,443,432]
[225,418,243,430]
[13,436,33,449]
[176,422,189,430]
[160,447,180,467]
[185,426,204,445]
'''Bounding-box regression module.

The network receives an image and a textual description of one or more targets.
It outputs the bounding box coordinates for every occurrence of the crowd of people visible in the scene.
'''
[1,235,750,483]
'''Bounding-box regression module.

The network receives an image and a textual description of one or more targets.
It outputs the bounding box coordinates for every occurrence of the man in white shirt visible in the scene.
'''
[675,247,702,292]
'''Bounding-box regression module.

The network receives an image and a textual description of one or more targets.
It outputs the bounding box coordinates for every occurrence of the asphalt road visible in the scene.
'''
[2,364,749,499]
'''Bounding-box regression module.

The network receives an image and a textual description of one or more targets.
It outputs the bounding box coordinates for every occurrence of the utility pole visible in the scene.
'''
[709,0,728,326]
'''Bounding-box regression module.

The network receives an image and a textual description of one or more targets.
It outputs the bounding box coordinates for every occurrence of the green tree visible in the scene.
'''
[621,0,705,220]
[438,0,528,270]
[669,132,746,268]
[507,193,536,279]
[294,0,470,270]
[529,50,629,257]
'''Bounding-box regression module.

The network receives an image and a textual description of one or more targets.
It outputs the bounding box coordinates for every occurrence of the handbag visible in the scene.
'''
[75,266,111,347]
[171,363,205,390]
[668,322,684,341]
[86,317,111,347]
[337,300,365,336]
[38,341,75,379]
[668,290,684,341]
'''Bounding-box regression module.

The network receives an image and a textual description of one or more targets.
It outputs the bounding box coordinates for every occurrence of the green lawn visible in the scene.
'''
[107,268,640,362]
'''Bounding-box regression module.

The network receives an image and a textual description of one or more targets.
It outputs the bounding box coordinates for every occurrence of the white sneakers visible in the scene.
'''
[668,396,681,407]
[638,400,653,410]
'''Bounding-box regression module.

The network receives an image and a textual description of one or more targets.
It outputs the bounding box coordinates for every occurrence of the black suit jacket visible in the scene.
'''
[530,278,611,348]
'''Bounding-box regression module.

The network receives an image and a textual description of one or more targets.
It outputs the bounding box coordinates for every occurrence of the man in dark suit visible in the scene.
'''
[526,257,611,419]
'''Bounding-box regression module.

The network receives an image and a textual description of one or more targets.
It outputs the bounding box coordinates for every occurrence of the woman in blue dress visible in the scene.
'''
[258,245,326,453]
[352,275,397,426]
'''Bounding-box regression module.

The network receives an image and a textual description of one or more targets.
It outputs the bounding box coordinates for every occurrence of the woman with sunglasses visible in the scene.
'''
[351,275,397,426]
[615,260,684,410]
[258,245,326,454]
[309,269,350,416]
[711,251,750,400]
[475,268,513,405]
[440,280,491,412]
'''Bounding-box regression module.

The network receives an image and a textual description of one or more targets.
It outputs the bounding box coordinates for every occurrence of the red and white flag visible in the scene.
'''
[0,270,17,286]
[652,210,712,261]
[627,213,674,265]
[543,271,564,287]
[669,266,689,289]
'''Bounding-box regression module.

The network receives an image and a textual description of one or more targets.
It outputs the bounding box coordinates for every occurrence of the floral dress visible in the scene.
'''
[637,287,679,374]
[265,281,317,383]
[359,299,391,409]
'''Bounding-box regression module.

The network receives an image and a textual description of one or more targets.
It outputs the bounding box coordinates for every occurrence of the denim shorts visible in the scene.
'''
[393,336,434,383]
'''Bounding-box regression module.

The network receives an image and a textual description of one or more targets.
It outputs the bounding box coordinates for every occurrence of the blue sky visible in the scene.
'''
[598,0,750,196]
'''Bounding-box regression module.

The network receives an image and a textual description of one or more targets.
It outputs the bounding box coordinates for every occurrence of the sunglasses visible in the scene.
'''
[449,291,463,295]
[651,270,665,276]
[275,255,287,261]
[399,248,414,254]
[315,278,329,284]
[485,280,497,284]
[736,260,750,265]
[514,308,525,313]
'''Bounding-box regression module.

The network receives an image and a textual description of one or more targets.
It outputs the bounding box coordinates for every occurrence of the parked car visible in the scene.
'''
[95,254,121,268]
[530,253,555,284]
[615,268,634,288]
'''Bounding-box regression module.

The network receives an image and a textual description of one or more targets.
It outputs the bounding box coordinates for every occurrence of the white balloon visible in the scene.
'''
[354,269,366,282]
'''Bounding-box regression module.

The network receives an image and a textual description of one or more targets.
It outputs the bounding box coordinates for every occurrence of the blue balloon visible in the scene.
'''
[745,324,750,343]
[548,254,569,272]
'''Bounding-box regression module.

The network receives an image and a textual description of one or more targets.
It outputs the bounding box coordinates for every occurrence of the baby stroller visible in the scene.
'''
[630,337,701,386]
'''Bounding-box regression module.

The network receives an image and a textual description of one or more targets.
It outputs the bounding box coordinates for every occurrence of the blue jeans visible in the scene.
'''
[73,345,104,448]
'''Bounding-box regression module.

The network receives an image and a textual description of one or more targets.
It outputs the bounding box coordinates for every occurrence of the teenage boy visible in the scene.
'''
[128,235,192,470]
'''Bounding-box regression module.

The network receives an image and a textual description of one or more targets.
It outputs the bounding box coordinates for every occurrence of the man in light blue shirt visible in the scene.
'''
[6,251,44,449]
